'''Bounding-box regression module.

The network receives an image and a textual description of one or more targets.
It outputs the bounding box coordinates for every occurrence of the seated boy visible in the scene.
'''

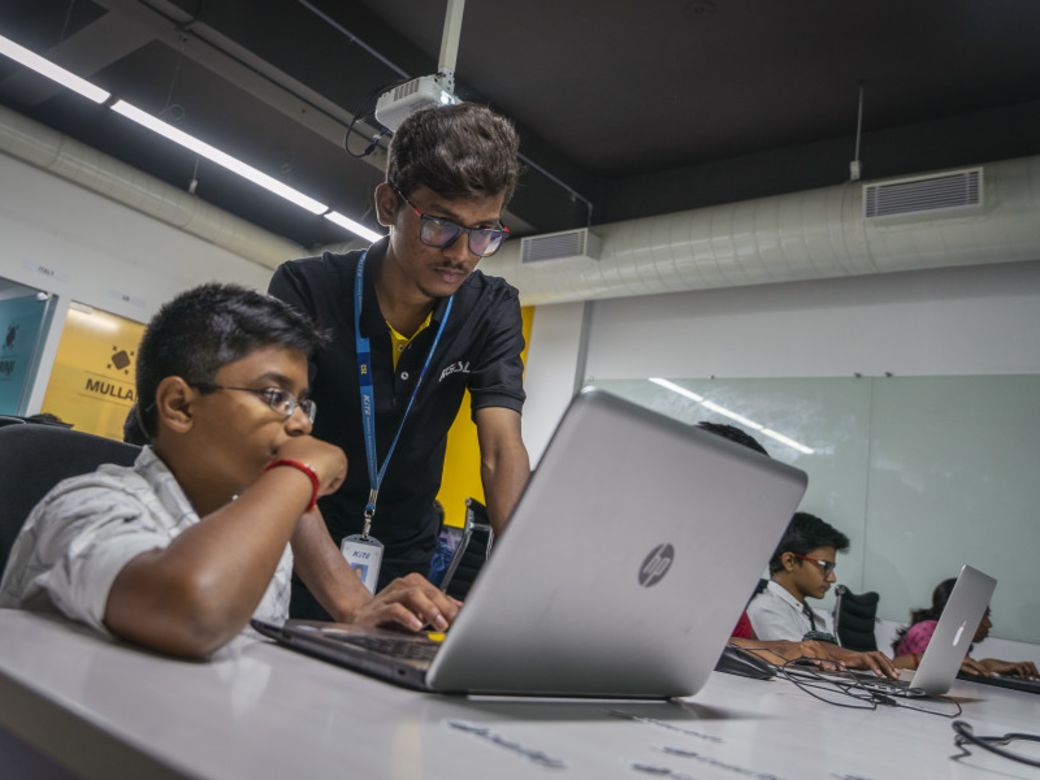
[0,284,457,657]
[747,511,848,643]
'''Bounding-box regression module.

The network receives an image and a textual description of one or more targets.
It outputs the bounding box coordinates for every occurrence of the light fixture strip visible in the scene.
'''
[110,100,328,215]
[649,378,815,454]
[324,211,383,243]
[0,33,110,103]
[1,33,385,245]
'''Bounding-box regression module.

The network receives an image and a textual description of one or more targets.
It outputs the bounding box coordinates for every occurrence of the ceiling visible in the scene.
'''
[2,0,1040,252]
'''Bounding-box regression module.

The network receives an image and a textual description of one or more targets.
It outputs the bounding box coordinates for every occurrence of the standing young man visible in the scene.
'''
[269,104,531,617]
[747,511,849,643]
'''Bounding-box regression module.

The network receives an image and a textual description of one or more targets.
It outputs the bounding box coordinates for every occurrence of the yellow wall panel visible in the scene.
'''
[436,306,534,527]
[41,305,145,441]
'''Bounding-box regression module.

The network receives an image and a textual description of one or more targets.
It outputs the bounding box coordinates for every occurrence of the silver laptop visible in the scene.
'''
[253,388,808,698]
[854,564,997,697]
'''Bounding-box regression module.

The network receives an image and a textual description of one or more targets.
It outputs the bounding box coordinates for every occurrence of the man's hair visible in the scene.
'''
[135,283,326,439]
[387,103,521,204]
[696,421,769,456]
[768,511,850,574]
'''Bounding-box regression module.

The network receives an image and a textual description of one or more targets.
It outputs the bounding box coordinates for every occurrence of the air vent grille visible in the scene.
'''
[521,229,601,263]
[393,80,419,100]
[864,168,983,219]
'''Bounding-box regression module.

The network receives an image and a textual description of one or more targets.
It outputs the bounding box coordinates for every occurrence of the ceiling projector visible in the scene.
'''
[374,74,458,133]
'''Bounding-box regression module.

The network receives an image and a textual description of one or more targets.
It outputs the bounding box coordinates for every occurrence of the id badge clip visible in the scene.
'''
[340,501,382,592]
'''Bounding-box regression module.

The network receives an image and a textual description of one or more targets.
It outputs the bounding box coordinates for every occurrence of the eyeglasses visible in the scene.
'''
[191,382,316,424]
[393,186,509,257]
[794,554,836,575]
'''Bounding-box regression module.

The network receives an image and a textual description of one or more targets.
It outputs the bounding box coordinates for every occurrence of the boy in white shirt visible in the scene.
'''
[0,284,457,657]
[747,511,848,643]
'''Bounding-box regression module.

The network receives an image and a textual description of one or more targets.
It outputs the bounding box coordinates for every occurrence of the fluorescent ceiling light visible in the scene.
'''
[324,211,383,243]
[648,377,815,454]
[110,100,328,215]
[649,377,704,403]
[0,34,110,104]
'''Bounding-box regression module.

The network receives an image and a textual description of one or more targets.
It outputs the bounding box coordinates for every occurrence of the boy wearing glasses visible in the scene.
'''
[0,284,459,657]
[747,512,849,643]
[269,103,530,617]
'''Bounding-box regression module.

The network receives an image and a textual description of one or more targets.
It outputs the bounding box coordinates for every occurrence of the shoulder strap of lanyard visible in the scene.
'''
[354,250,453,538]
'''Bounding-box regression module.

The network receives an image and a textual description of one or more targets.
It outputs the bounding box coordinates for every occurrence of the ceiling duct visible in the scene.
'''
[486,156,1040,306]
[864,167,983,220]
[520,228,601,264]
[0,103,302,271]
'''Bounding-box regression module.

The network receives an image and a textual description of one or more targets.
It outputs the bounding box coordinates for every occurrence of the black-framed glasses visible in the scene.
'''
[394,186,509,257]
[794,554,836,575]
[191,382,316,424]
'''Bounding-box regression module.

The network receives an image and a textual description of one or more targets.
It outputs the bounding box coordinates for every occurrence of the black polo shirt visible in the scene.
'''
[268,239,525,599]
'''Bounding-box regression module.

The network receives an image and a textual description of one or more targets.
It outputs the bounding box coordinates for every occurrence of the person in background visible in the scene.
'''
[747,511,848,644]
[698,422,896,678]
[893,578,1039,679]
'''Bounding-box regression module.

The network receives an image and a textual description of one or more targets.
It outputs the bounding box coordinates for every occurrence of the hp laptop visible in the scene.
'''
[253,388,808,698]
[853,564,997,698]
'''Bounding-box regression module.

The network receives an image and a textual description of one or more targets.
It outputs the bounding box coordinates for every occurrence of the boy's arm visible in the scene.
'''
[105,437,346,658]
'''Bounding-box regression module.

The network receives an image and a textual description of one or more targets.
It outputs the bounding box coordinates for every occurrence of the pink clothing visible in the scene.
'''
[894,619,938,657]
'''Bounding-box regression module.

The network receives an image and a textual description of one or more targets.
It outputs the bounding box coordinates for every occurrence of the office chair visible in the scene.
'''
[0,415,27,428]
[0,424,139,575]
[832,584,880,651]
[439,498,494,601]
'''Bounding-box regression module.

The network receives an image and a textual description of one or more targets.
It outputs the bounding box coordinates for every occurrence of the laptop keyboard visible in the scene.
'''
[326,633,440,662]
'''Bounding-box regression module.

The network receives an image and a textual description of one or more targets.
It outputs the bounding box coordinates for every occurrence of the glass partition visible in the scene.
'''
[0,277,56,416]
[589,375,1040,644]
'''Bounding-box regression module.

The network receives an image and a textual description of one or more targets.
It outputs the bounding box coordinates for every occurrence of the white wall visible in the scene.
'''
[585,259,1040,380]
[521,301,586,467]
[0,151,295,412]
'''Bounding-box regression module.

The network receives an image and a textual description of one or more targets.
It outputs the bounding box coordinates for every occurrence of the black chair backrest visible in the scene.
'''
[833,584,880,651]
[441,498,494,601]
[0,425,139,575]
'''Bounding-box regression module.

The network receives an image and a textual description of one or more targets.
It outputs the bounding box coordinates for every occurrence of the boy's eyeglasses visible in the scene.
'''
[393,186,509,257]
[794,554,836,575]
[191,382,316,424]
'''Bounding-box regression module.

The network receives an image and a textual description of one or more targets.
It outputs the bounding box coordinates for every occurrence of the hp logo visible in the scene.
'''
[638,544,675,587]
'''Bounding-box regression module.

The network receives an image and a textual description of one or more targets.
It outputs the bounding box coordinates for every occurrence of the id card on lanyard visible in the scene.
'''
[340,250,454,591]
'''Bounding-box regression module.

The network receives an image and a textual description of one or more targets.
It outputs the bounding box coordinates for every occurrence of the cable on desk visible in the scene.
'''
[950,720,1040,769]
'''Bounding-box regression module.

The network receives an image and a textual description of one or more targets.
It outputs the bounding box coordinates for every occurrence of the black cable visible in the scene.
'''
[951,720,1040,769]
[343,78,412,158]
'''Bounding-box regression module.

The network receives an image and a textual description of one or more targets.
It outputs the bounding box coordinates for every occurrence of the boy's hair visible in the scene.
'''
[768,511,850,574]
[387,103,521,204]
[135,283,326,439]
[696,421,769,456]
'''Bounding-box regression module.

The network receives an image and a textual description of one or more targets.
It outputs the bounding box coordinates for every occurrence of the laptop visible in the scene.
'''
[851,564,997,698]
[253,388,808,698]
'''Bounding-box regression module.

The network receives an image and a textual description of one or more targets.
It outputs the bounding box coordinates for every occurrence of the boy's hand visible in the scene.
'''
[274,437,347,496]
[351,573,461,632]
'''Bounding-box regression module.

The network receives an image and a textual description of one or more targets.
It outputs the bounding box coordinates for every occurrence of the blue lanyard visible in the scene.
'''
[354,250,453,538]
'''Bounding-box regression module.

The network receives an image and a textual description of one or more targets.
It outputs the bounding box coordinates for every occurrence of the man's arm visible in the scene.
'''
[475,407,530,536]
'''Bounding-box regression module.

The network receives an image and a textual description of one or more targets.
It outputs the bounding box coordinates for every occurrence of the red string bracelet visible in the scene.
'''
[263,459,320,512]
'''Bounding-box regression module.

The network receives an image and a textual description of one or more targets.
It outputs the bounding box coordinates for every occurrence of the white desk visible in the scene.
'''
[0,609,1037,780]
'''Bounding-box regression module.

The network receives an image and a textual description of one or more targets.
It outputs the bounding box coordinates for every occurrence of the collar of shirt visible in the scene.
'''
[133,446,199,527]
[358,238,452,339]
[767,579,809,614]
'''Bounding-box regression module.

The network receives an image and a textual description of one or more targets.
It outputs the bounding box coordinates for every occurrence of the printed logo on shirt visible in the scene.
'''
[638,543,675,587]
[4,323,17,350]
[439,360,470,383]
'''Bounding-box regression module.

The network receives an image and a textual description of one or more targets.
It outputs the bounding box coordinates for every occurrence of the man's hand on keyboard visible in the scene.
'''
[352,573,461,632]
